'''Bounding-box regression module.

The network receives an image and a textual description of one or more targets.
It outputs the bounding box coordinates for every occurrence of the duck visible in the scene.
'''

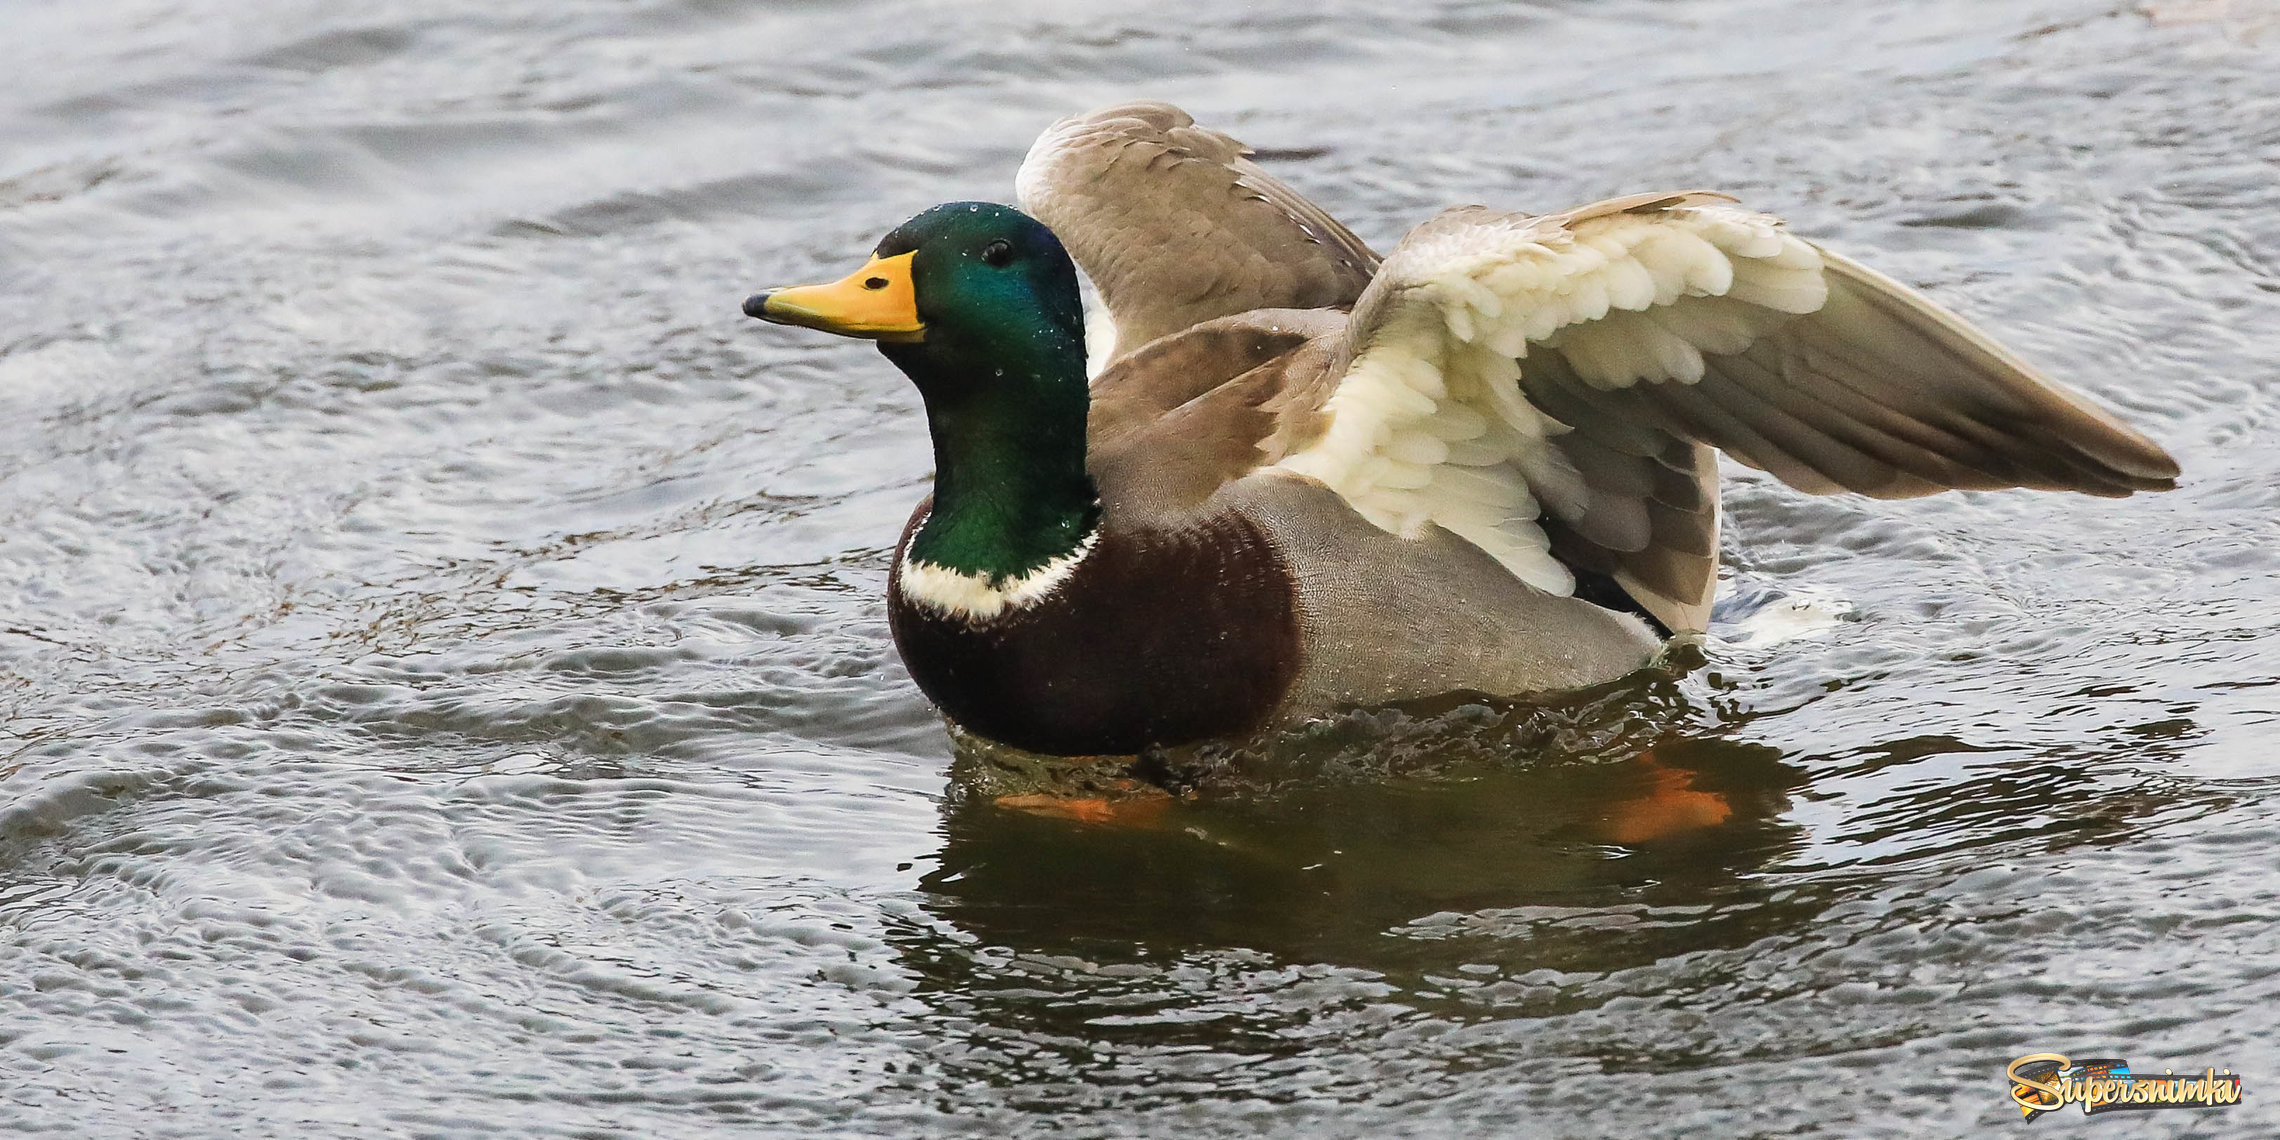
[742,101,2179,758]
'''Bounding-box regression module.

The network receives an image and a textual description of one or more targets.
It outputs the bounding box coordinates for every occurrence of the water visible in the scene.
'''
[3,0,2278,1135]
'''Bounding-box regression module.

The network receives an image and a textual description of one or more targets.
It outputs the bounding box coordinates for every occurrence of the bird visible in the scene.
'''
[742,101,2179,758]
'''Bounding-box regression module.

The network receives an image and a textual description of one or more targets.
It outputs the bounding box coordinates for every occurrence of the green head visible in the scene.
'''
[744,202,1098,583]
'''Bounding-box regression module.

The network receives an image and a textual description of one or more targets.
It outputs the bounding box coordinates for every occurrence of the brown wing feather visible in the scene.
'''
[1519,249,2179,504]
[1741,253,2179,495]
[1018,102,1380,360]
[1086,311,1349,519]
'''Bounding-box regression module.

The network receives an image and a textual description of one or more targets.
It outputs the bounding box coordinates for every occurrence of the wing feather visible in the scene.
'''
[1016,102,1380,361]
[1276,193,2179,632]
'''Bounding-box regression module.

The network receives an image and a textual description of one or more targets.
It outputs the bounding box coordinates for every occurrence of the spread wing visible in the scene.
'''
[1275,192,2181,633]
[1015,101,1380,362]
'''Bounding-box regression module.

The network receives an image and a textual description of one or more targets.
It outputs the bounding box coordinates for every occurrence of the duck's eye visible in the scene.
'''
[863,276,888,290]
[980,240,1014,267]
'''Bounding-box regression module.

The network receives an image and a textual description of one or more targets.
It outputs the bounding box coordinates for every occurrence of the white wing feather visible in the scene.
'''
[1278,196,1819,596]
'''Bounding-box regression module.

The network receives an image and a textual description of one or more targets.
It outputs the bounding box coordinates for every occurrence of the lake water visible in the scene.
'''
[3,0,2278,1135]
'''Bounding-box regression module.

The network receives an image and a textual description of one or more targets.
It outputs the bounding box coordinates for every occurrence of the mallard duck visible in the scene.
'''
[743,102,2178,757]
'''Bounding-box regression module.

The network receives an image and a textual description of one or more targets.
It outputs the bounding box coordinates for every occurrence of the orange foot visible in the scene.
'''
[1601,752,1733,844]
[994,784,1173,828]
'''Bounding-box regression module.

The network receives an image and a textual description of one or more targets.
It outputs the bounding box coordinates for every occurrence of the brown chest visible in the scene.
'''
[886,507,1301,755]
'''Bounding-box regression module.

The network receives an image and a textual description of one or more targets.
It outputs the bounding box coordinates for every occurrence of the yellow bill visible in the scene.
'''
[743,251,923,342]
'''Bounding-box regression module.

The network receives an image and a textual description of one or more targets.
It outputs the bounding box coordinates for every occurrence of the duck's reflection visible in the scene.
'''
[886,678,2242,1093]
[911,680,1810,974]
